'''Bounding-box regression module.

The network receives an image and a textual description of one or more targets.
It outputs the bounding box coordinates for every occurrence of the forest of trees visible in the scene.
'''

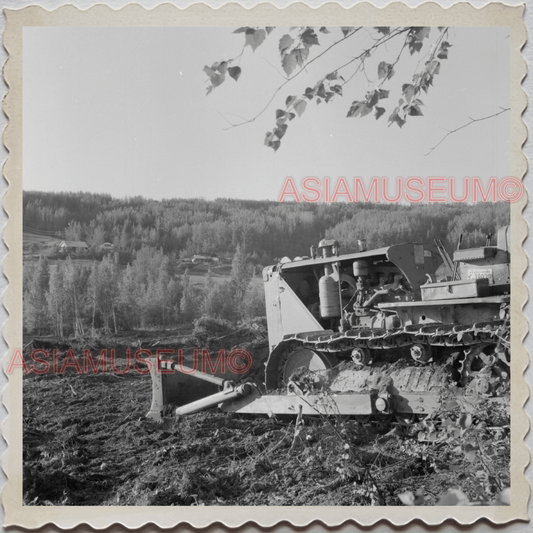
[23,191,510,337]
[24,191,510,260]
[23,244,265,336]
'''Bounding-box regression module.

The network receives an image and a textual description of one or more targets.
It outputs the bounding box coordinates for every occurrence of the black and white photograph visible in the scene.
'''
[2,2,529,528]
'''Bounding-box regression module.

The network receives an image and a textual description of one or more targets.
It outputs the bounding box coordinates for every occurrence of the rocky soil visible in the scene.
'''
[22,328,510,506]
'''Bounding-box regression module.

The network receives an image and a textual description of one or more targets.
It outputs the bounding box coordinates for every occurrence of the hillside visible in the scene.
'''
[23,191,510,336]
[24,191,510,265]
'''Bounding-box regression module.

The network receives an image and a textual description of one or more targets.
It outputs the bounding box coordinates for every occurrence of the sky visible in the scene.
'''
[22,26,510,201]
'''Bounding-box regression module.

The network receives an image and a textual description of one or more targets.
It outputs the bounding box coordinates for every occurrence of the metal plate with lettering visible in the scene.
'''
[468,268,494,283]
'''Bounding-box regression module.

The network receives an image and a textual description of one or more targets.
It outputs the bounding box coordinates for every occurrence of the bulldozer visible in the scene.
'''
[147,227,510,425]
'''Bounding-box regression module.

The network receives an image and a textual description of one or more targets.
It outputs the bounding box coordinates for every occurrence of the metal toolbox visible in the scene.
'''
[421,278,490,301]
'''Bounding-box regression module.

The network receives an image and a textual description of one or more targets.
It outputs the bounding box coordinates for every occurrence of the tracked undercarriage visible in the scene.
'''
[148,226,511,425]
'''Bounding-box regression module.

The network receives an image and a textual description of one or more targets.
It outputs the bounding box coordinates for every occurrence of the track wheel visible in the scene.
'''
[410,343,432,364]
[354,414,371,424]
[373,413,394,432]
[265,345,337,389]
[351,347,373,366]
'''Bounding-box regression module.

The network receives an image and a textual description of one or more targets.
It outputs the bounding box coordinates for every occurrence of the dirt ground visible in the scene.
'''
[23,330,510,507]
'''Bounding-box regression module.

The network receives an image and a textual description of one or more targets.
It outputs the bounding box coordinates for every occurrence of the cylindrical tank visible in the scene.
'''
[352,260,368,277]
[319,274,341,318]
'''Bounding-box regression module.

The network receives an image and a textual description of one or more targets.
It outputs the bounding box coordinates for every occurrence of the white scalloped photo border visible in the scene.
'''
[1,2,528,529]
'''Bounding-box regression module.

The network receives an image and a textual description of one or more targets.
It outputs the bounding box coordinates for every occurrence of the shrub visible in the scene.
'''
[193,316,234,342]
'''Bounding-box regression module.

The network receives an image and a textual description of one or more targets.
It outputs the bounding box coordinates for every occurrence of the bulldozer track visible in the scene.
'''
[302,320,506,352]
[265,317,510,393]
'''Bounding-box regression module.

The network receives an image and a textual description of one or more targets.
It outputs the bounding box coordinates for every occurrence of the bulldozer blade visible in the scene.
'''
[147,367,221,420]
[146,353,254,421]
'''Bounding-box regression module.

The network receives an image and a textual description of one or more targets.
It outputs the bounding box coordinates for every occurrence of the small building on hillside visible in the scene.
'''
[59,241,89,253]
[100,242,115,252]
[191,254,219,265]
